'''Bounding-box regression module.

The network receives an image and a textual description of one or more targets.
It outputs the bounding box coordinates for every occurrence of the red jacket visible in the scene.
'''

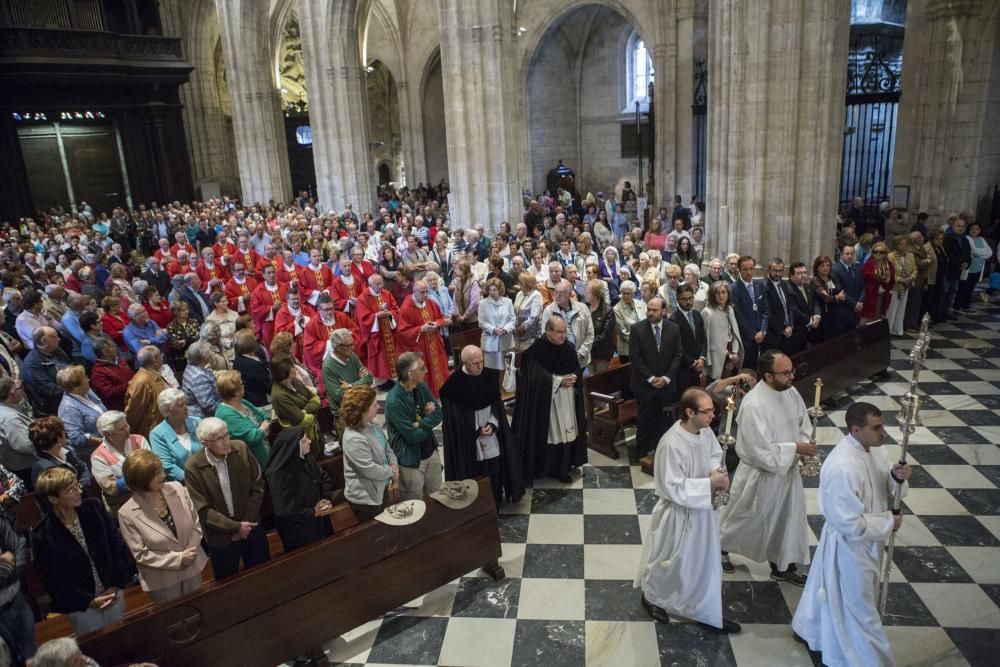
[90,358,134,411]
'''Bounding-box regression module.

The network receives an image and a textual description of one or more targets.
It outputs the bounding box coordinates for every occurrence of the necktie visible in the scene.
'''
[654,324,661,347]
[687,310,695,332]
[776,282,788,323]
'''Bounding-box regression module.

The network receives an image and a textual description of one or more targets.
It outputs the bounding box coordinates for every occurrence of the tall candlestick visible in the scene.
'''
[813,378,823,409]
[725,396,736,436]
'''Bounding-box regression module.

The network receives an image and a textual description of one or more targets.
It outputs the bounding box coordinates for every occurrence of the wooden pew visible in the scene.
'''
[583,363,636,460]
[78,478,503,667]
[791,319,891,400]
[448,326,482,367]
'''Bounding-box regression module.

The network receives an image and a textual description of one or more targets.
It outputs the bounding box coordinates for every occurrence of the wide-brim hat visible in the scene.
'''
[429,479,479,510]
[375,499,426,526]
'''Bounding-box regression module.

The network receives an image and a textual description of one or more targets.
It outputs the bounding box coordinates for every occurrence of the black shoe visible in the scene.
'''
[792,632,808,646]
[552,474,572,484]
[721,554,735,574]
[771,568,807,587]
[377,380,396,391]
[641,595,671,624]
[698,617,741,633]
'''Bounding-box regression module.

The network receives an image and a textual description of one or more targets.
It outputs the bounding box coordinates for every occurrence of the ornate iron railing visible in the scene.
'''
[0,27,184,60]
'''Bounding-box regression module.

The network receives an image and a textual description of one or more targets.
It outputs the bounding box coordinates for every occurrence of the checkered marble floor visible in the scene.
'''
[308,301,1000,667]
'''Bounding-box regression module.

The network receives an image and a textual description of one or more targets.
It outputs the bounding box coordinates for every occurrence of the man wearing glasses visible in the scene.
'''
[636,387,741,633]
[719,349,817,586]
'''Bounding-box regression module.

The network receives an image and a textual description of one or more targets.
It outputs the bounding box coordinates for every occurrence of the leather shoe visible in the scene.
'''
[699,617,742,634]
[640,595,671,624]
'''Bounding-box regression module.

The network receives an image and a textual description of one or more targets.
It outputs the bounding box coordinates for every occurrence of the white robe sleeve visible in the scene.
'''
[735,403,798,474]
[658,432,713,511]
[823,465,894,542]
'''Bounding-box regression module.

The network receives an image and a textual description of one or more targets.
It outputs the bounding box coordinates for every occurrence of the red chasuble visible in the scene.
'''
[397,295,451,398]
[195,261,229,291]
[235,248,261,278]
[303,312,361,393]
[356,288,400,379]
[224,275,258,314]
[330,276,363,314]
[249,282,288,348]
[274,303,317,361]
[297,263,334,305]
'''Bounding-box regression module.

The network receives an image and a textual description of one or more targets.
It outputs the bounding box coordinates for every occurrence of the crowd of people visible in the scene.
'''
[0,184,994,665]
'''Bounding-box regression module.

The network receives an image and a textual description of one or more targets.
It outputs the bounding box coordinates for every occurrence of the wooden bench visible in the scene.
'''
[78,478,503,666]
[584,364,636,460]
[448,326,483,367]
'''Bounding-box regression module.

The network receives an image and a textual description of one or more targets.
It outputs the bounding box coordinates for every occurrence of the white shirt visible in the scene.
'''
[205,448,235,516]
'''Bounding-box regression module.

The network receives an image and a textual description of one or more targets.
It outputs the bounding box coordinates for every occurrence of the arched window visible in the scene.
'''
[625,31,654,109]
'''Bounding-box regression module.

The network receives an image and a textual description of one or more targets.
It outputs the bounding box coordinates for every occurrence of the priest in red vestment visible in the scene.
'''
[276,249,300,288]
[255,244,281,278]
[303,294,361,395]
[234,234,261,279]
[224,260,258,315]
[195,248,229,293]
[166,250,195,278]
[212,232,238,268]
[249,264,287,348]
[298,248,334,307]
[356,274,400,384]
[397,280,451,398]
[330,255,363,315]
[273,289,315,361]
[170,232,196,257]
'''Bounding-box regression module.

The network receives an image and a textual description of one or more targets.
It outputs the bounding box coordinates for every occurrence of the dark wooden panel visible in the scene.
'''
[62,127,126,211]
[791,319,891,401]
[17,129,68,212]
[79,478,502,667]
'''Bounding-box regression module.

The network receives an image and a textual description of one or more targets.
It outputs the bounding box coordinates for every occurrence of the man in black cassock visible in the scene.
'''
[511,314,588,484]
[440,345,525,508]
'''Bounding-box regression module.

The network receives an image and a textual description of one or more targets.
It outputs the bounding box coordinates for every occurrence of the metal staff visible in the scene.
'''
[878,314,932,616]
[713,396,736,509]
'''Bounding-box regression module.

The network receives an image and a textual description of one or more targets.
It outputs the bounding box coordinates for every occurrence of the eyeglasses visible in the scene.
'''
[695,407,716,415]
[872,250,887,255]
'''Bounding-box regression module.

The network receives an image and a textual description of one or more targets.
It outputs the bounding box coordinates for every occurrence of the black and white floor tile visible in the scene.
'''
[308,302,1000,667]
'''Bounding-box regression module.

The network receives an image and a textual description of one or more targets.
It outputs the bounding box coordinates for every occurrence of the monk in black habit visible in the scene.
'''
[440,345,525,507]
[512,314,588,484]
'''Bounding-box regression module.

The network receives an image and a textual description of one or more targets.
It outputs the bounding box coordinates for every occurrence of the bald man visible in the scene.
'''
[439,346,524,507]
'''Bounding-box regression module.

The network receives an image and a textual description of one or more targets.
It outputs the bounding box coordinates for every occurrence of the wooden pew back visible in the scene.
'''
[78,478,502,667]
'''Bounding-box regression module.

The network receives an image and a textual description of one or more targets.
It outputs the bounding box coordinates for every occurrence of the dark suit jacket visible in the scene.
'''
[730,279,769,344]
[141,268,172,297]
[764,279,791,343]
[31,498,130,613]
[175,286,211,325]
[628,319,682,398]
[831,261,862,308]
[183,440,265,549]
[668,309,707,391]
[943,232,971,280]
[786,282,817,352]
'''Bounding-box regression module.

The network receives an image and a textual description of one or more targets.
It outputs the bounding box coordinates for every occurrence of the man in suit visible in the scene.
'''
[831,244,863,336]
[729,256,770,371]
[184,417,269,581]
[141,257,172,298]
[764,259,792,353]
[785,262,820,355]
[172,273,212,325]
[668,285,707,393]
[942,215,972,319]
[629,296,683,456]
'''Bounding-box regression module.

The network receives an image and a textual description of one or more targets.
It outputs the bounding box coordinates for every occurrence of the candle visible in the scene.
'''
[813,378,823,409]
[725,396,736,436]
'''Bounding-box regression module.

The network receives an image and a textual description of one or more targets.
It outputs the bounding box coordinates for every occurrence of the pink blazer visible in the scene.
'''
[118,481,209,593]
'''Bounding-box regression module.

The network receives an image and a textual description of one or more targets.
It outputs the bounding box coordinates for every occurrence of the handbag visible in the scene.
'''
[989,271,1000,291]
[502,351,517,394]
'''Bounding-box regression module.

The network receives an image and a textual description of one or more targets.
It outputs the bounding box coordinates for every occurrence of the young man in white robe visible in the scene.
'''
[719,350,817,585]
[635,387,742,633]
[792,401,911,667]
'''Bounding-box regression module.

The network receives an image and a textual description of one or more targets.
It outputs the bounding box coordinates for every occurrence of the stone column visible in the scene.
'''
[437,0,522,233]
[214,0,292,204]
[297,0,376,214]
[397,80,428,187]
[892,0,1000,226]
[707,0,851,264]
[159,0,240,198]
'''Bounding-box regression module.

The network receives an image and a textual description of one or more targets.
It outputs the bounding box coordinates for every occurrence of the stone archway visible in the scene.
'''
[420,48,449,186]
[524,3,651,199]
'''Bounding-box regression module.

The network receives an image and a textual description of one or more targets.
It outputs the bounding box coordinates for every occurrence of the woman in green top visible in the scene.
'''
[270,357,323,457]
[213,370,271,468]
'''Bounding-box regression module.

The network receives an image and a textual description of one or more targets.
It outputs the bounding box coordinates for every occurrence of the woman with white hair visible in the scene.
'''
[613,280,646,363]
[90,410,150,516]
[182,341,222,418]
[683,263,710,311]
[205,292,238,361]
[198,320,230,371]
[149,388,203,482]
[56,365,107,460]
[598,246,627,303]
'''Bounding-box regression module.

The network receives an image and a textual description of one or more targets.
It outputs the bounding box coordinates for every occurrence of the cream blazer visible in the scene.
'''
[118,481,209,593]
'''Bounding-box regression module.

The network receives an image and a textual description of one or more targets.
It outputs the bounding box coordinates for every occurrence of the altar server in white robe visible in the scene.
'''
[719,350,817,585]
[635,388,742,633]
[792,402,910,667]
